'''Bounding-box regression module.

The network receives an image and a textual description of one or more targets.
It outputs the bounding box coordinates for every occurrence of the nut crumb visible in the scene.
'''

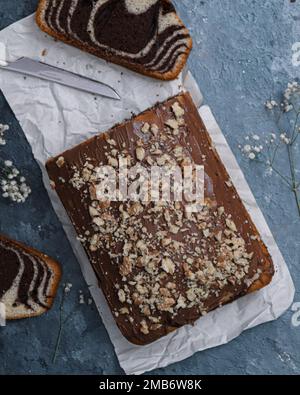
[56,156,65,168]
[140,320,149,334]
[119,257,132,276]
[141,123,150,133]
[118,289,126,303]
[161,257,175,274]
[172,102,185,119]
[136,147,145,161]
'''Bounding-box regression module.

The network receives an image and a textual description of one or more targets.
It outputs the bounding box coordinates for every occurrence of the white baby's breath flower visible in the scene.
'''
[284,104,293,113]
[0,159,31,203]
[253,145,263,153]
[281,81,300,113]
[265,100,278,110]
[79,294,85,304]
[280,133,290,145]
[4,160,12,167]
[243,144,251,153]
[64,283,73,293]
[242,81,300,217]
[265,166,273,176]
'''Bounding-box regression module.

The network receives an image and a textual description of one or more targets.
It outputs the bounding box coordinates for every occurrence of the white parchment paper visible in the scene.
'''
[0,15,295,375]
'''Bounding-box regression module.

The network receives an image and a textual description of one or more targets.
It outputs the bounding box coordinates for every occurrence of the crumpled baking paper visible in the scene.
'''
[0,14,295,375]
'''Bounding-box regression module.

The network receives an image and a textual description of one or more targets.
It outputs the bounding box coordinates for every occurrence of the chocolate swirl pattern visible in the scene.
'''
[0,235,61,320]
[36,0,192,80]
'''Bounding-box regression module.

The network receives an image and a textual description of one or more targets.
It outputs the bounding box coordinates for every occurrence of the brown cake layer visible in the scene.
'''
[46,92,274,345]
[36,0,192,80]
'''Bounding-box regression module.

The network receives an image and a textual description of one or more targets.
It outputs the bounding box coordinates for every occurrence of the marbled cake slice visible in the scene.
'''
[36,0,193,80]
[0,234,61,319]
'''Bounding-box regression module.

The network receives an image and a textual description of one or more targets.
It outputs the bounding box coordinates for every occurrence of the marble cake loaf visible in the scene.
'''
[46,92,274,345]
[0,234,61,320]
[36,0,193,80]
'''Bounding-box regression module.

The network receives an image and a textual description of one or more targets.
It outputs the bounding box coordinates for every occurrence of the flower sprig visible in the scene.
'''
[0,160,31,203]
[0,123,31,203]
[240,81,300,217]
[52,283,93,363]
[52,282,73,364]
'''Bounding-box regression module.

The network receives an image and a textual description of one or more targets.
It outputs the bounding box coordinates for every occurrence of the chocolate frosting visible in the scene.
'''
[46,93,274,345]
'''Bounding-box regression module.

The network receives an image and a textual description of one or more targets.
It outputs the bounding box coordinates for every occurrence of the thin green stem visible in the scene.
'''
[275,107,284,125]
[287,142,300,217]
[52,291,66,364]
[261,90,300,218]
[291,112,300,145]
[251,156,292,187]
[270,165,293,187]
[270,142,281,166]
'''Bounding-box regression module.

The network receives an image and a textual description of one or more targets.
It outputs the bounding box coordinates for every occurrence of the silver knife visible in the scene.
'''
[0,57,120,100]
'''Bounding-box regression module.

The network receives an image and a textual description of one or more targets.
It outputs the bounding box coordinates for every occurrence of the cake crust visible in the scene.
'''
[46,93,274,345]
[0,234,62,320]
[36,0,193,81]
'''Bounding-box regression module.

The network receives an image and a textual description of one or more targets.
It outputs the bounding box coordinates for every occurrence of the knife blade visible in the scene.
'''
[0,57,120,100]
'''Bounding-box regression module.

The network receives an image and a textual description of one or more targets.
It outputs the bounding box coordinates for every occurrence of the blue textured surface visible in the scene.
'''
[0,0,299,375]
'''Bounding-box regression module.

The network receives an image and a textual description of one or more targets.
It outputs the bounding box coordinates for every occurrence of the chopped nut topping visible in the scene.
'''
[141,123,150,134]
[89,234,100,251]
[93,217,104,227]
[118,289,126,303]
[203,229,210,238]
[141,305,151,316]
[136,147,145,161]
[176,295,187,309]
[106,138,117,146]
[63,100,261,337]
[128,202,143,216]
[226,218,237,232]
[169,224,179,234]
[108,156,118,167]
[151,124,159,136]
[119,257,132,276]
[161,238,172,247]
[186,288,197,302]
[157,297,175,311]
[165,119,179,132]
[89,206,99,218]
[56,156,65,168]
[215,231,223,243]
[218,206,225,216]
[160,288,171,297]
[119,307,129,315]
[172,102,185,119]
[140,320,149,334]
[161,257,175,274]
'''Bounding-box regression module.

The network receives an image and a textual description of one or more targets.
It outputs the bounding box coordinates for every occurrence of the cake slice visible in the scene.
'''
[46,92,274,345]
[36,0,193,80]
[0,234,61,320]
